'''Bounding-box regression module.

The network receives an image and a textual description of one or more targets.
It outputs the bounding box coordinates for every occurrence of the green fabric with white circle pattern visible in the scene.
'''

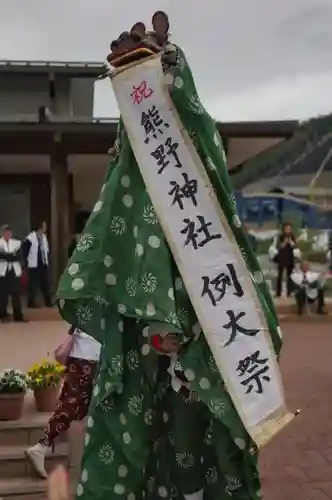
[57,46,281,500]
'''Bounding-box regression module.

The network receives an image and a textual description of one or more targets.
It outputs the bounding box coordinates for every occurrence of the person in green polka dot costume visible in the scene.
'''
[57,11,282,500]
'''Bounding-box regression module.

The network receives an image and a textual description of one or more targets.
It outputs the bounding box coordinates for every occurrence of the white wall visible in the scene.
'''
[69,155,108,209]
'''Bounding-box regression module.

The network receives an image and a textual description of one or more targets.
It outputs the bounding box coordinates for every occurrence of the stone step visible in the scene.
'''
[0,412,56,447]
[0,443,69,479]
[0,394,67,448]
[0,477,48,500]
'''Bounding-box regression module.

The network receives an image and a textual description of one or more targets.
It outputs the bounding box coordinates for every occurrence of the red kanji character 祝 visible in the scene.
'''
[130,80,153,104]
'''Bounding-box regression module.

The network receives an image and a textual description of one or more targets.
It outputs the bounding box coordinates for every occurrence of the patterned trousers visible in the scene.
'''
[40,357,97,446]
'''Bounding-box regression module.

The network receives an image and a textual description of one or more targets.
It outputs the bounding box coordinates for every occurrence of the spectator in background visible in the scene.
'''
[328,230,332,275]
[269,222,300,297]
[22,221,52,308]
[0,224,25,322]
[291,260,326,315]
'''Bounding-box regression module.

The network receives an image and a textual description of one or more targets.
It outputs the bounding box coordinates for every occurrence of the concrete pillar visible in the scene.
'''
[50,143,69,290]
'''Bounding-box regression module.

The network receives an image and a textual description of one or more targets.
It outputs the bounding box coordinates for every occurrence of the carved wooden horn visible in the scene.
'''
[151,11,169,43]
[130,22,146,40]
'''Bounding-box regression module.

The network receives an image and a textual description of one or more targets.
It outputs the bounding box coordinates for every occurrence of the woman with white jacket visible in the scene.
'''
[25,327,101,479]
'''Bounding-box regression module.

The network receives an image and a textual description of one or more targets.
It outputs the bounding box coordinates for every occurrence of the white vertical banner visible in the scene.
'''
[110,55,293,445]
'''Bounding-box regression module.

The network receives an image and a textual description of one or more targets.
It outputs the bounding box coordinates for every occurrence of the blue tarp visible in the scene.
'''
[235,193,332,229]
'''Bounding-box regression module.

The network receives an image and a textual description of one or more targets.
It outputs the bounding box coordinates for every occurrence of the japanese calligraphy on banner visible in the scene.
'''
[110,55,290,443]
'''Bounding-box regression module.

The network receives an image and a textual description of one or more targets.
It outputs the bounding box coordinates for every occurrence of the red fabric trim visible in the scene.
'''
[151,334,164,352]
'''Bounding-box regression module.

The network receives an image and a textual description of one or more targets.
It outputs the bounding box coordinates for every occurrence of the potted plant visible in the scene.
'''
[28,360,65,412]
[0,369,28,420]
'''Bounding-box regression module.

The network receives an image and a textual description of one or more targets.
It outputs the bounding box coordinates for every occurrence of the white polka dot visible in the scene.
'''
[146,303,156,316]
[254,271,264,284]
[93,200,103,212]
[199,378,210,390]
[133,226,138,237]
[141,344,151,356]
[127,494,136,500]
[121,175,131,188]
[87,416,94,428]
[58,299,65,309]
[103,255,113,267]
[163,412,169,423]
[105,381,112,391]
[184,369,195,381]
[105,273,117,285]
[213,131,220,147]
[101,318,106,330]
[81,469,88,483]
[135,308,143,316]
[277,326,283,339]
[206,157,216,171]
[148,235,160,248]
[68,263,79,276]
[233,214,242,228]
[114,484,125,495]
[118,304,127,314]
[76,484,84,496]
[164,73,174,86]
[142,326,149,338]
[72,278,84,291]
[119,413,127,425]
[135,244,144,256]
[158,486,168,498]
[192,323,201,339]
[118,465,128,477]
[118,320,124,332]
[168,288,174,300]
[93,384,100,396]
[123,194,133,208]
[84,433,90,445]
[256,489,262,498]
[174,76,183,88]
[175,277,183,290]
[123,432,131,444]
[234,437,246,450]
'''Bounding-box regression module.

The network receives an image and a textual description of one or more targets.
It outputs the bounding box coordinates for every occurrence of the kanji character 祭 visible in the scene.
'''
[237,350,271,394]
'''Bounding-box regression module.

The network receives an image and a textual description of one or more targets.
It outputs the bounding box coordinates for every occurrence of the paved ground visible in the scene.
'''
[1,318,331,498]
[260,322,332,499]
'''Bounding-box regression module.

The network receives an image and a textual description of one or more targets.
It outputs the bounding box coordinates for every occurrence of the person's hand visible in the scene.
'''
[160,335,181,353]
[48,465,70,500]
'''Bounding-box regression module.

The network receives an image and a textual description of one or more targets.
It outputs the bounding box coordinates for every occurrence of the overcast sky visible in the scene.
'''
[2,0,332,121]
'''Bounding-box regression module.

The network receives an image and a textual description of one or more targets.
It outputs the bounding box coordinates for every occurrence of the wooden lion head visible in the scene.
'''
[107,11,170,68]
